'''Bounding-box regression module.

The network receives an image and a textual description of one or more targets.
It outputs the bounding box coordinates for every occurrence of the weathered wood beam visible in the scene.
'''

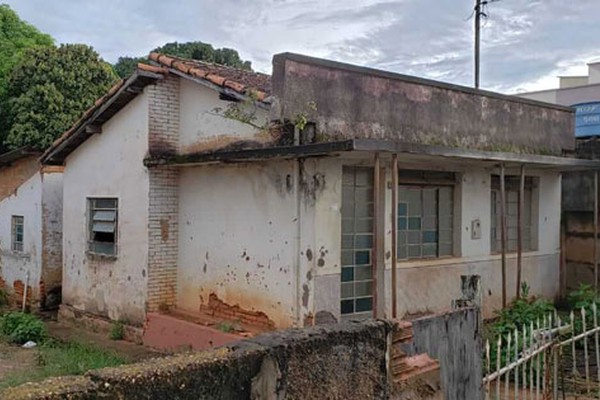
[85,124,102,134]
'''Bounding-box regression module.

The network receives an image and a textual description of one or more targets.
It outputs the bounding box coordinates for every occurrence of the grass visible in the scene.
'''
[0,339,126,390]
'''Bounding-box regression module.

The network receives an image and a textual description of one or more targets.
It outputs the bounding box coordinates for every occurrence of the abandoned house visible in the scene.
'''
[40,52,600,348]
[0,146,63,309]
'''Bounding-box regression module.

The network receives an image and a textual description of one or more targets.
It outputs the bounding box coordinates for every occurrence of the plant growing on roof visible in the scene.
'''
[293,101,317,132]
[212,90,268,130]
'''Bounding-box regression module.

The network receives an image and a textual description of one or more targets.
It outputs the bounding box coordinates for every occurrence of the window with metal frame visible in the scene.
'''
[341,166,374,318]
[11,215,24,252]
[88,198,118,256]
[397,170,455,260]
[490,175,536,253]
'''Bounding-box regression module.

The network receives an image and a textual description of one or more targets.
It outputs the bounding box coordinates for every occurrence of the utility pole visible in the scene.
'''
[474,0,484,89]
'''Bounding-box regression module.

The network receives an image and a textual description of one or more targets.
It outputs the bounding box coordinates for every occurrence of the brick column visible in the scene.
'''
[147,75,180,311]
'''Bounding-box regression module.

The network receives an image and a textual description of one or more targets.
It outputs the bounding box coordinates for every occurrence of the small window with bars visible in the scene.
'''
[11,215,24,252]
[397,170,456,260]
[88,198,118,256]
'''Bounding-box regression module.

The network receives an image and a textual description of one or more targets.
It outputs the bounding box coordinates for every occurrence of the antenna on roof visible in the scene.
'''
[474,0,501,89]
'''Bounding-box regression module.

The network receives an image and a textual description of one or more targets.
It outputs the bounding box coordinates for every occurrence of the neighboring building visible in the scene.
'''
[41,52,598,348]
[0,147,63,309]
[520,62,600,292]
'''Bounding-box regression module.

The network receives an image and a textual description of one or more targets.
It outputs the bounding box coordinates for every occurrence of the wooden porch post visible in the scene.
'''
[516,165,524,299]
[391,154,398,318]
[500,164,507,308]
[373,153,380,318]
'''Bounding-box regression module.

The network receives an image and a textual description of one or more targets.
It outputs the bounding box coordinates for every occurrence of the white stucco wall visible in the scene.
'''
[309,159,563,321]
[62,93,149,325]
[0,171,43,296]
[177,161,298,327]
[178,79,271,153]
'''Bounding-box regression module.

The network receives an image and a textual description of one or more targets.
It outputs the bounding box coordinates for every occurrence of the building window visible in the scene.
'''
[341,166,374,317]
[490,176,536,253]
[397,170,455,260]
[88,198,118,256]
[11,215,24,252]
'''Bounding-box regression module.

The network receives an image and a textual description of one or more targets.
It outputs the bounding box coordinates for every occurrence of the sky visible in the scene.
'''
[4,0,600,94]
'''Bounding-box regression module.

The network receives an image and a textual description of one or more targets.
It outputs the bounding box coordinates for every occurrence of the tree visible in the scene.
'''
[113,41,252,78]
[0,5,54,97]
[3,44,118,150]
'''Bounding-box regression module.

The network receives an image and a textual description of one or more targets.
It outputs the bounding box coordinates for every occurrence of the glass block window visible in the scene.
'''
[88,198,118,256]
[340,166,374,317]
[397,171,455,260]
[11,215,24,252]
[490,175,536,253]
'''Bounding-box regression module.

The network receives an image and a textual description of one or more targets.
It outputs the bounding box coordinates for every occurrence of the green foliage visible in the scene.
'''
[112,56,140,79]
[3,43,118,150]
[109,320,124,340]
[567,283,600,311]
[484,283,555,379]
[0,340,125,389]
[216,321,235,333]
[0,5,53,94]
[0,311,47,344]
[113,40,253,78]
[491,283,555,338]
[0,287,8,308]
[293,101,318,132]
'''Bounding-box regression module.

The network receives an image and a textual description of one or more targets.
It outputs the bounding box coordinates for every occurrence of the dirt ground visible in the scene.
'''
[0,341,37,383]
[0,320,160,385]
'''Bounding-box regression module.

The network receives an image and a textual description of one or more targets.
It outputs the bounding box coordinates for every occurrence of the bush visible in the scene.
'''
[491,283,555,337]
[0,287,8,308]
[0,311,47,344]
[109,320,124,340]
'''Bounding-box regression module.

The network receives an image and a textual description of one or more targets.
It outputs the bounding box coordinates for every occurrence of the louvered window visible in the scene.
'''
[88,198,118,255]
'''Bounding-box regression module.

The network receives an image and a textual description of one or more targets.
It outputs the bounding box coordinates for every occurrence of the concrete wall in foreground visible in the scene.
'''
[3,320,395,400]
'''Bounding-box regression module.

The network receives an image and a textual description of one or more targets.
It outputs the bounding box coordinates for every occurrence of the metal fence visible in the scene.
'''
[484,304,600,399]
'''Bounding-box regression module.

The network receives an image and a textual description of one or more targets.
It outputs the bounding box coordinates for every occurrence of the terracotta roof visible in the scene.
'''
[149,52,271,102]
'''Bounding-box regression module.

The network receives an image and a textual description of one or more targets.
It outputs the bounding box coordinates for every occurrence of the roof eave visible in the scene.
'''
[144,139,600,171]
[41,68,163,165]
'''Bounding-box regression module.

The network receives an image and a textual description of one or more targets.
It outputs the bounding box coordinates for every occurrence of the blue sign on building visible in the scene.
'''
[573,102,600,137]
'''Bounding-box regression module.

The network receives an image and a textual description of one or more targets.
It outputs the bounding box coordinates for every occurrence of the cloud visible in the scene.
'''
[4,0,600,93]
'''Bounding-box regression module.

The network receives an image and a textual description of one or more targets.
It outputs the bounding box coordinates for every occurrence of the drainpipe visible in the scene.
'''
[391,154,398,319]
[372,153,380,318]
[499,164,507,308]
[516,165,524,299]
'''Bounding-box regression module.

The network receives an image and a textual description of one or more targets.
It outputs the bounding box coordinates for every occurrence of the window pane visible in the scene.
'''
[93,199,117,209]
[355,266,372,281]
[354,281,372,297]
[355,251,370,265]
[341,283,354,299]
[93,210,116,222]
[355,297,373,312]
[92,221,116,233]
[341,267,354,282]
[90,241,115,255]
[341,300,354,314]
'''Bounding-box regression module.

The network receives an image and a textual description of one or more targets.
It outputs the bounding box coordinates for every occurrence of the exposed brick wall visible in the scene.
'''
[40,170,63,308]
[200,293,276,331]
[146,74,180,312]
